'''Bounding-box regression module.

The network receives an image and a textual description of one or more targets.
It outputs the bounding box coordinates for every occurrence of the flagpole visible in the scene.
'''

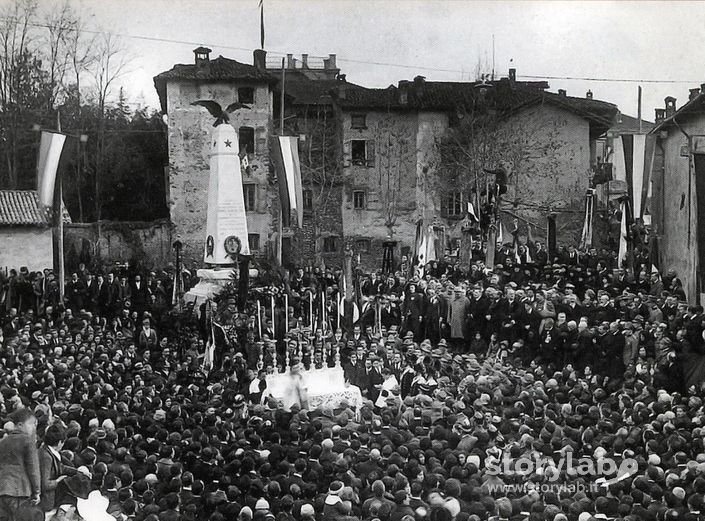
[56,110,65,302]
[277,57,286,265]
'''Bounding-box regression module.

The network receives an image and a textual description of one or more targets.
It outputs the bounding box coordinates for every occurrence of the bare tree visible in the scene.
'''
[372,115,416,237]
[90,30,130,222]
[0,0,39,188]
[40,0,77,111]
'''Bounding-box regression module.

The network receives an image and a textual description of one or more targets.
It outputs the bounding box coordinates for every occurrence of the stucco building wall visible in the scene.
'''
[655,118,704,301]
[0,227,53,272]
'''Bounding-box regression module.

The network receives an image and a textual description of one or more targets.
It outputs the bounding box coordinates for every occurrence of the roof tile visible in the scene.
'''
[0,190,70,226]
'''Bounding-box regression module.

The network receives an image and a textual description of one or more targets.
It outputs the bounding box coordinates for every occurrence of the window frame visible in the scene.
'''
[355,238,371,253]
[352,190,367,210]
[323,236,338,253]
[248,233,260,252]
[443,191,464,218]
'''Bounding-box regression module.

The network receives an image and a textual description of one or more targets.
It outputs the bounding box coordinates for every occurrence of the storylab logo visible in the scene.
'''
[485,453,638,482]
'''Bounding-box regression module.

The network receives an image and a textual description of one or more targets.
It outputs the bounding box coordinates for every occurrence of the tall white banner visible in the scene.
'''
[37,131,66,208]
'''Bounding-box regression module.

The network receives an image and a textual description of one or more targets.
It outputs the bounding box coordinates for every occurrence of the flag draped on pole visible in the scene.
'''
[37,131,66,208]
[618,199,630,270]
[414,222,437,276]
[612,134,657,219]
[579,190,595,251]
[272,136,303,227]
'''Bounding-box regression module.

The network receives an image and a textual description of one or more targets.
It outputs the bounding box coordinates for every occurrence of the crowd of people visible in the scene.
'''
[1,240,705,521]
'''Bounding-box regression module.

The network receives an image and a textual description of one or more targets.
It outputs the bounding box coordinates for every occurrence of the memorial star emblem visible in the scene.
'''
[224,139,232,147]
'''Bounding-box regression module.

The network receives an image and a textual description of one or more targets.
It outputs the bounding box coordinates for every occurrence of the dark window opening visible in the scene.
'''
[351,140,367,166]
[243,183,256,211]
[238,87,255,105]
[239,127,255,155]
[303,189,313,211]
[248,233,260,251]
[323,236,338,253]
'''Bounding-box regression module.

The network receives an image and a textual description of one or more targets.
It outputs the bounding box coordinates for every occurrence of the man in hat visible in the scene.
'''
[0,409,41,520]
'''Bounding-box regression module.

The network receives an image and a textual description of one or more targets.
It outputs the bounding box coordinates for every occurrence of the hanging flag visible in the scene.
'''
[467,202,479,222]
[414,220,426,276]
[579,190,595,251]
[612,134,657,219]
[617,199,630,270]
[425,225,438,264]
[37,131,66,208]
[272,136,303,227]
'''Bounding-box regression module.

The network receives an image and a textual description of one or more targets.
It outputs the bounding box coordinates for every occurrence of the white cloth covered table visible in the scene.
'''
[265,367,363,411]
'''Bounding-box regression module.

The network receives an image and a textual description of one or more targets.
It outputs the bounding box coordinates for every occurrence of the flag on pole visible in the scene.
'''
[272,136,303,227]
[611,134,657,219]
[579,190,595,251]
[37,131,66,208]
[618,199,630,270]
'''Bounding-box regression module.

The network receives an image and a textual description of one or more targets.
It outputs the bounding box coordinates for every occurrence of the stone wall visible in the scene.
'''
[0,227,54,272]
[166,80,273,266]
[63,220,173,271]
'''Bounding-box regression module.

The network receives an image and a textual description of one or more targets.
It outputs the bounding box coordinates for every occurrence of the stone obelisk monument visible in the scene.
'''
[185,122,250,305]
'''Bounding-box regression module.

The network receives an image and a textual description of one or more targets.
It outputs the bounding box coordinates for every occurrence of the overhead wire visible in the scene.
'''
[0,15,702,86]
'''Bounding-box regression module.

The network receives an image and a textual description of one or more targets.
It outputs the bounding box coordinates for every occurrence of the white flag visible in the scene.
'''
[37,131,66,208]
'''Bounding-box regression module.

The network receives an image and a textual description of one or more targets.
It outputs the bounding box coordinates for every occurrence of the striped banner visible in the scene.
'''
[37,131,66,208]
[579,190,595,250]
[273,136,303,227]
[612,134,656,219]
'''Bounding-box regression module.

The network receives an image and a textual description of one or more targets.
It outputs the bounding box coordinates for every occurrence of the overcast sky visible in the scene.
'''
[69,0,705,119]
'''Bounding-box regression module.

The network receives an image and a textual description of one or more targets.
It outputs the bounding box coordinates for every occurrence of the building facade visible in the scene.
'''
[156,50,618,270]
[651,88,705,301]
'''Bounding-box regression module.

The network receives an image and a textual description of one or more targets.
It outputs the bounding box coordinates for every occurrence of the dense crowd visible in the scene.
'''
[1,241,705,521]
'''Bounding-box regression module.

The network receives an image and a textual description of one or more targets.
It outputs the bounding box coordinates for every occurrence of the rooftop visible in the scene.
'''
[153,54,277,113]
[0,190,71,226]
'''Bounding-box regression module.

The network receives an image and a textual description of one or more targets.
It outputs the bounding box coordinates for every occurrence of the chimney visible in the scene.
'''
[508,68,516,83]
[287,54,294,68]
[193,47,211,70]
[691,88,701,101]
[655,108,666,123]
[413,75,426,98]
[665,96,677,118]
[398,80,410,105]
[301,54,308,68]
[253,49,266,71]
[325,53,337,70]
[558,89,567,97]
[586,90,593,100]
